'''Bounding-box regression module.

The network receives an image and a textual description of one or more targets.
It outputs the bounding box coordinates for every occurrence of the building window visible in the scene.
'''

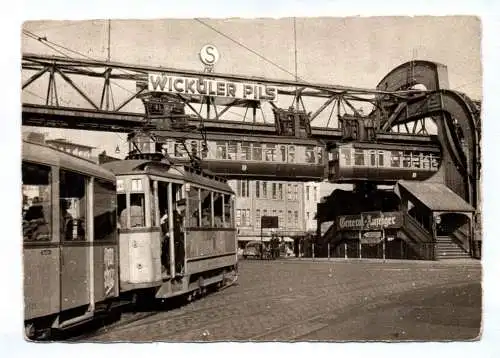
[294,211,299,226]
[191,141,198,157]
[313,187,317,202]
[239,208,250,227]
[272,209,276,218]
[236,209,241,226]
[287,184,292,200]
[253,143,262,161]
[255,180,260,198]
[216,141,227,159]
[241,180,249,197]
[306,212,310,221]
[272,183,277,199]
[293,185,299,201]
[287,210,292,225]
[262,181,267,198]
[378,151,384,167]
[278,184,283,200]
[306,186,310,201]
[263,209,268,217]
[256,209,261,228]
[241,142,251,160]
[279,210,284,228]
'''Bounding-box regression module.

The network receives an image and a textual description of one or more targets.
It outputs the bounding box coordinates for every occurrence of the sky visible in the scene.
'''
[21,16,482,156]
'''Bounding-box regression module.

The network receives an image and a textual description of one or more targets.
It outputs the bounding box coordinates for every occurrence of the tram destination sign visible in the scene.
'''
[337,212,403,231]
[148,74,278,102]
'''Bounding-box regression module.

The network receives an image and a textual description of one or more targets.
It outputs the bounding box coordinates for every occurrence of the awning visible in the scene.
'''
[396,180,475,212]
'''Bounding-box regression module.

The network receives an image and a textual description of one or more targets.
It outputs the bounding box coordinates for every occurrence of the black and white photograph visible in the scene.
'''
[10,2,497,350]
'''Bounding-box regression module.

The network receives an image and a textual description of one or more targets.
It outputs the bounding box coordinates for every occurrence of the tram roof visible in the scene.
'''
[22,140,115,182]
[102,159,234,193]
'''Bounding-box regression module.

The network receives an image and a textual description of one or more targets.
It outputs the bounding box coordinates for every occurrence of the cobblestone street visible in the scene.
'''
[87,259,481,342]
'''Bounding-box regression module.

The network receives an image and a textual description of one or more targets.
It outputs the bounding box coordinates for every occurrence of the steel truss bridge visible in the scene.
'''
[21,53,481,208]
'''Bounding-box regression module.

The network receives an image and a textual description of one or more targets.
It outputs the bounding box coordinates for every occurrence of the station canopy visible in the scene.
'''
[396,180,475,212]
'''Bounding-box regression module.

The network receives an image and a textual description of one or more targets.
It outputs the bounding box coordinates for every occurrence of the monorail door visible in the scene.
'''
[59,170,91,311]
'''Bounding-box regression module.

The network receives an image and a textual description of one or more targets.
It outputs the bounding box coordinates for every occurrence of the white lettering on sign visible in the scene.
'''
[148,74,278,102]
[338,212,401,230]
[338,216,364,229]
[104,247,115,297]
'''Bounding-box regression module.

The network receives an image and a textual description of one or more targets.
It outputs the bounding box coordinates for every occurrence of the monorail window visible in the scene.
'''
[241,142,251,160]
[430,154,439,170]
[191,141,198,157]
[390,151,401,168]
[369,150,376,166]
[341,148,351,166]
[94,179,117,241]
[216,141,227,160]
[200,189,212,227]
[265,144,276,162]
[187,187,200,227]
[378,151,384,167]
[288,146,295,163]
[280,146,286,162]
[228,142,237,160]
[306,146,316,164]
[22,162,51,242]
[60,170,87,241]
[253,143,262,161]
[411,153,421,169]
[174,141,184,157]
[354,149,364,166]
[422,153,430,169]
[277,184,283,200]
[402,152,411,168]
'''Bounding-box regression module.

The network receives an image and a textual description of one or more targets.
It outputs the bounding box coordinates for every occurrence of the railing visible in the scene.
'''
[402,212,433,244]
[449,226,470,252]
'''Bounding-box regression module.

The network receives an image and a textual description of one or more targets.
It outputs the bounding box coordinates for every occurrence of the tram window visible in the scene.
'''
[265,144,276,162]
[241,142,251,160]
[216,141,227,160]
[127,193,145,228]
[223,194,232,228]
[280,145,286,162]
[354,149,364,166]
[253,143,262,161]
[94,179,117,241]
[117,194,126,229]
[277,184,283,200]
[22,162,51,242]
[288,146,295,163]
[60,170,87,241]
[187,187,200,227]
[228,142,237,160]
[306,146,315,164]
[402,152,411,168]
[390,151,401,168]
[200,189,213,227]
[341,148,352,166]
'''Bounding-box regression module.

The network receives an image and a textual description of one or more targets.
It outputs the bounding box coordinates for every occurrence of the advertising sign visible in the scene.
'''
[148,74,278,102]
[337,211,402,231]
[261,216,279,229]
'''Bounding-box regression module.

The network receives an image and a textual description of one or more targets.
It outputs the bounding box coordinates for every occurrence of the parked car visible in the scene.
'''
[243,241,269,259]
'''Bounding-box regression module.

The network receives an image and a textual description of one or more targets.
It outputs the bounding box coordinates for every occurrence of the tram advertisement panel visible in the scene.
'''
[337,212,403,231]
[148,74,278,102]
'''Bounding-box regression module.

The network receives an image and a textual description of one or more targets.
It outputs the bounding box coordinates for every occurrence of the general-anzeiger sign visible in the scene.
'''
[337,212,403,231]
[148,74,278,102]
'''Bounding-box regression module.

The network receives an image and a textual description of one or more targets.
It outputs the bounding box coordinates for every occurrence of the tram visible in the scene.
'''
[328,142,441,183]
[23,140,119,338]
[22,140,238,339]
[102,153,238,302]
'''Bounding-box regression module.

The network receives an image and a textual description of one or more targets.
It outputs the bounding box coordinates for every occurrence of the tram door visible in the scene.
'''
[59,170,91,311]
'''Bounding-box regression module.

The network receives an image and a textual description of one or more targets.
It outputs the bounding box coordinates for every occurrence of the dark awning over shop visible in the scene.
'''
[396,180,475,212]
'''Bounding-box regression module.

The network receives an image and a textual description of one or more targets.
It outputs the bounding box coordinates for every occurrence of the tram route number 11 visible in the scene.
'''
[104,247,116,297]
